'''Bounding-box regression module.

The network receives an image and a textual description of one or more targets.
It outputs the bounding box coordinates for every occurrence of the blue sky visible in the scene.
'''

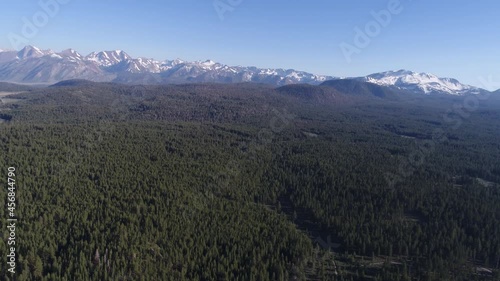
[1,0,499,87]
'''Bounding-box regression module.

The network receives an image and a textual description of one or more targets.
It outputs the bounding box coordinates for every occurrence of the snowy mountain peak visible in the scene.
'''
[172,58,185,64]
[202,59,216,65]
[85,50,132,67]
[61,48,78,55]
[17,45,46,59]
[60,49,83,60]
[357,70,480,95]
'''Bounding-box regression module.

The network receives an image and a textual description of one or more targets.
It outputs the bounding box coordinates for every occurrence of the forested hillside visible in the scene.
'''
[0,83,499,280]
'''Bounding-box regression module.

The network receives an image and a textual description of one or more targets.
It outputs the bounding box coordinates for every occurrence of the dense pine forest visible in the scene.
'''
[0,82,499,280]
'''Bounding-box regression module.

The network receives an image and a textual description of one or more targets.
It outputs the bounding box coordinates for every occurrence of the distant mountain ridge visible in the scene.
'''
[0,46,496,96]
[0,46,334,86]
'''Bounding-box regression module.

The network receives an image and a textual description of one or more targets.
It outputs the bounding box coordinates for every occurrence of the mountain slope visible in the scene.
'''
[321,79,401,99]
[0,82,35,92]
[351,70,482,96]
[275,84,342,104]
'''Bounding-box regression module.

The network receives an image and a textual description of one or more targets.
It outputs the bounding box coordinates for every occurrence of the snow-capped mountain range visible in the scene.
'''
[0,46,492,95]
[0,46,334,86]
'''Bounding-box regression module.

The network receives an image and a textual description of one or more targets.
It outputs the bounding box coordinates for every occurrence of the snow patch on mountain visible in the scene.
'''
[85,50,133,67]
[357,70,481,95]
[60,49,84,62]
[17,45,47,59]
